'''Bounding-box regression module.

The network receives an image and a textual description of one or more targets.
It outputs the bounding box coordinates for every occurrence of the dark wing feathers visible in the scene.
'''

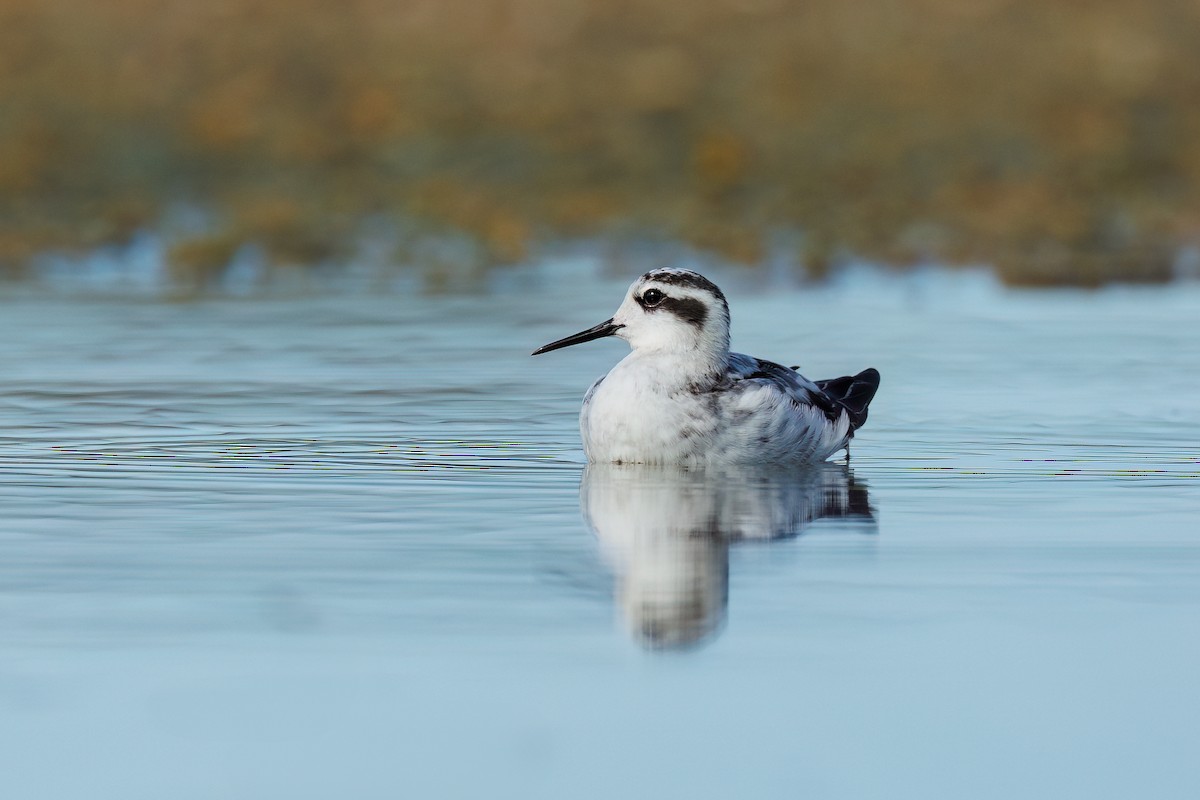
[815,368,880,431]
[733,356,880,431]
[740,358,843,422]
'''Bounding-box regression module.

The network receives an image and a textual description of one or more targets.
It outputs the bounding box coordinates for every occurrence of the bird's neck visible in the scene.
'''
[627,346,729,392]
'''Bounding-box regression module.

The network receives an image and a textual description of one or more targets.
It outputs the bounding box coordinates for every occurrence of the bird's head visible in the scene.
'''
[532,268,731,360]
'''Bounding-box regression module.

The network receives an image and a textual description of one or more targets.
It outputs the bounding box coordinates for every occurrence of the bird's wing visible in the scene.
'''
[727,354,842,421]
[813,368,881,430]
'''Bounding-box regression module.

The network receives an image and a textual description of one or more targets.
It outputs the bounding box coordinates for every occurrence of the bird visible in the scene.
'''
[532,267,880,465]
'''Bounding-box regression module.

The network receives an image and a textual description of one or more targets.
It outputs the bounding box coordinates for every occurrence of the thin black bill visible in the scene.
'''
[532,319,623,355]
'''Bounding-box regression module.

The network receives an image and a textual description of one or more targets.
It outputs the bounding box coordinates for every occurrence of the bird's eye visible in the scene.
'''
[641,288,665,306]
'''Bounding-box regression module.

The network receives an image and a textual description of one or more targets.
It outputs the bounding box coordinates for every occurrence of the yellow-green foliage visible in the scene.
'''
[2,0,1198,284]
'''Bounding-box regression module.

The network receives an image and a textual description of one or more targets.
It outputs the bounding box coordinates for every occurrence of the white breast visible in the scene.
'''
[581,357,717,464]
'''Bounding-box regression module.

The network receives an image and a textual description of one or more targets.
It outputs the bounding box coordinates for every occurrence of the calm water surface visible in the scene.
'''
[2,268,1198,798]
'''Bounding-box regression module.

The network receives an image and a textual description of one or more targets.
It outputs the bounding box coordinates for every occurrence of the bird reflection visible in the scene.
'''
[581,463,876,650]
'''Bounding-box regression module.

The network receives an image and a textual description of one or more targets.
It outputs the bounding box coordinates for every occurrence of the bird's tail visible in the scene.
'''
[815,368,880,431]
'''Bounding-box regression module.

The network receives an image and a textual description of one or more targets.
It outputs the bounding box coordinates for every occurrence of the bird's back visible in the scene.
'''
[713,355,869,463]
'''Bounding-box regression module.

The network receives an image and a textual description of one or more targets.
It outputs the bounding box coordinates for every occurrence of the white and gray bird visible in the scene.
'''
[532,267,880,465]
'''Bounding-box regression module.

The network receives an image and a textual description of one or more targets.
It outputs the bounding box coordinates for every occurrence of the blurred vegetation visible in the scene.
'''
[2,0,1199,286]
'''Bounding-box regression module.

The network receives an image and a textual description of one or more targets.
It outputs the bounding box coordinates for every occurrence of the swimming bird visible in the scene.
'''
[532,267,880,465]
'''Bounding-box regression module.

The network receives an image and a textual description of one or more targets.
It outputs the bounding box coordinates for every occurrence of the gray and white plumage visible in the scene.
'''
[533,267,880,465]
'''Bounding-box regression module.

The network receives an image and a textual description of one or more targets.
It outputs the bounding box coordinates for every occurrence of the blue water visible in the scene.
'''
[2,266,1198,798]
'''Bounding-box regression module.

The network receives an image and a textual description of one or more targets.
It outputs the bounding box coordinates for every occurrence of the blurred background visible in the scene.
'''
[5,6,1200,795]
[3,0,1200,291]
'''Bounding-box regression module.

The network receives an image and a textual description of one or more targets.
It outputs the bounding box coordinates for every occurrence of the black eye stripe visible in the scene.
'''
[636,292,709,328]
[638,269,729,320]
[659,296,708,328]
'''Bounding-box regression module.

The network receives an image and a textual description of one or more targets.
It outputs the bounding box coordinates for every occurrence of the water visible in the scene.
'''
[2,267,1198,798]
